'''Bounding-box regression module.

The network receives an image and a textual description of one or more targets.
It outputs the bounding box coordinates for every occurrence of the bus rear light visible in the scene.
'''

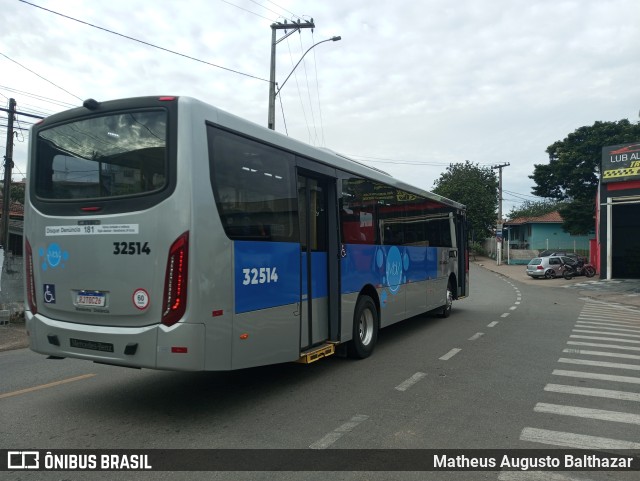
[158,96,176,101]
[162,232,189,327]
[25,238,38,314]
[171,347,188,354]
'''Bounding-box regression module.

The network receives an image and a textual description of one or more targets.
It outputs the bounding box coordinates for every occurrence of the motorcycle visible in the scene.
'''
[563,259,596,279]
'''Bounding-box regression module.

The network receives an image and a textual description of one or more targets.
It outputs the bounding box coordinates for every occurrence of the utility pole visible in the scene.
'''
[1,98,16,256]
[268,19,315,130]
[491,162,510,265]
[491,162,510,225]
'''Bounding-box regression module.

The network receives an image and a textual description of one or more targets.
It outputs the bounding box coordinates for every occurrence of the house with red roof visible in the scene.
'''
[502,211,594,264]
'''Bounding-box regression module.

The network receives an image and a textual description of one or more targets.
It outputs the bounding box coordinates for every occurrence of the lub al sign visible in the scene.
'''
[602,142,640,183]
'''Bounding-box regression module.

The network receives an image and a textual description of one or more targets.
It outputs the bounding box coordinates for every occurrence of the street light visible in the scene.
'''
[268,35,341,130]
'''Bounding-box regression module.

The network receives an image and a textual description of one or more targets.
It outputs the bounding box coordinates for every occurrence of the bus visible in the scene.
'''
[24,96,468,371]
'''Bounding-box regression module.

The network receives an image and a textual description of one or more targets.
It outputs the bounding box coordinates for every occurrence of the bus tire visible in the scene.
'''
[348,295,378,359]
[438,280,453,318]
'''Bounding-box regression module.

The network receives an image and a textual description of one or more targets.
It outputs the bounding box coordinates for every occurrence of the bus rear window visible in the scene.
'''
[35,110,167,200]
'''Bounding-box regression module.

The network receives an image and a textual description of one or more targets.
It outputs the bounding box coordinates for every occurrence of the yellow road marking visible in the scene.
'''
[0,373,96,399]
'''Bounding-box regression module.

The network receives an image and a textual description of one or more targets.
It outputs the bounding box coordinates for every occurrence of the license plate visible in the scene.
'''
[76,291,106,307]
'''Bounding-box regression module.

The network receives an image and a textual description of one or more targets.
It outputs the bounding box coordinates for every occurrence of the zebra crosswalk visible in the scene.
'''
[500,301,640,481]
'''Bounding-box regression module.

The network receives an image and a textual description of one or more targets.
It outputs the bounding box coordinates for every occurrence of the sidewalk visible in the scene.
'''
[473,256,640,309]
[0,317,27,352]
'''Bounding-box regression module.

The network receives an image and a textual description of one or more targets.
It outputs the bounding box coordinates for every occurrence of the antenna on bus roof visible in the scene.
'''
[83,98,100,110]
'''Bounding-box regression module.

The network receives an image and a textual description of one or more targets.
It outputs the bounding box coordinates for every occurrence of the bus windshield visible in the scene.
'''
[35,110,168,200]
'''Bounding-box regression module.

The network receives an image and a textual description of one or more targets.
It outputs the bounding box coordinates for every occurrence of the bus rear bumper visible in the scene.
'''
[26,311,205,371]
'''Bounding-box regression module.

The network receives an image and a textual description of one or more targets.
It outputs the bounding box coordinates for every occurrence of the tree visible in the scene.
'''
[10,183,25,204]
[432,161,498,241]
[530,119,640,234]
[507,199,565,220]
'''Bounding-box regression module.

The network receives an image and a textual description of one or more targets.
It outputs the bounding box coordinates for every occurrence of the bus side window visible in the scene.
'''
[208,126,299,242]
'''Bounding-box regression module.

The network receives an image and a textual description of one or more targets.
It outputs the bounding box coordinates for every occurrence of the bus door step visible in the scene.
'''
[297,343,337,364]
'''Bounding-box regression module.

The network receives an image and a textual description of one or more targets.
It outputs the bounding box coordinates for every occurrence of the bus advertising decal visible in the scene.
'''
[39,244,69,271]
[341,245,440,303]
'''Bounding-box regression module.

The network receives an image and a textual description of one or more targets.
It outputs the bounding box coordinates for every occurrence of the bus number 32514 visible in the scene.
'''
[242,267,279,286]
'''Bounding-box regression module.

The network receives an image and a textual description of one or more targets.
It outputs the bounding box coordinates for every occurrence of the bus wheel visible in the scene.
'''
[348,295,378,359]
[438,281,453,318]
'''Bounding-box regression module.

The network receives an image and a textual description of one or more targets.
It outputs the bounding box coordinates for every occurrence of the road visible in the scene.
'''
[1,263,639,481]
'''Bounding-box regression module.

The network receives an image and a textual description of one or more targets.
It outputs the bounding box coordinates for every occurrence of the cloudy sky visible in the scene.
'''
[1,0,639,216]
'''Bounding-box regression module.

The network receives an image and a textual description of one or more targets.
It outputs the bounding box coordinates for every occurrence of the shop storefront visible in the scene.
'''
[598,142,640,279]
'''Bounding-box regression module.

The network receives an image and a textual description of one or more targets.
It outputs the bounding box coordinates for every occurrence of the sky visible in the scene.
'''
[1,0,639,217]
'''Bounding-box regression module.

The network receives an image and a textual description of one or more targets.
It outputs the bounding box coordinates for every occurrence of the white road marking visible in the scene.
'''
[570,335,640,344]
[468,332,484,341]
[562,348,640,360]
[501,313,510,318]
[520,427,640,449]
[309,414,369,449]
[534,402,640,425]
[576,321,640,331]
[499,471,599,481]
[487,321,499,327]
[558,357,640,371]
[439,348,461,361]
[544,383,640,402]
[572,329,640,339]
[552,369,640,385]
[567,340,640,352]
[395,372,426,392]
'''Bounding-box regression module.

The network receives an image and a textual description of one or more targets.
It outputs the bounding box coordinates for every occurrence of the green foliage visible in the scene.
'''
[10,183,25,204]
[507,199,564,220]
[432,160,498,241]
[469,240,485,257]
[530,119,640,234]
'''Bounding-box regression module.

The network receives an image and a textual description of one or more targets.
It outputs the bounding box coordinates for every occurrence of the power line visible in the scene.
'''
[247,0,284,19]
[20,0,270,83]
[264,0,301,19]
[0,52,83,102]
[0,84,77,109]
[220,0,274,21]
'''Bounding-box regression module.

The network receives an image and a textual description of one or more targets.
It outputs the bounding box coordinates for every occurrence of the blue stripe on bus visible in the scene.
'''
[234,242,444,313]
[340,244,441,295]
[234,241,301,314]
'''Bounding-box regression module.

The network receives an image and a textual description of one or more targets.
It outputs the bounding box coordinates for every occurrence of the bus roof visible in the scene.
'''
[37,95,466,213]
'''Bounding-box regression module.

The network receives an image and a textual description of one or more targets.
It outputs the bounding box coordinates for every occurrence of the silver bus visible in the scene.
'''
[24,96,468,371]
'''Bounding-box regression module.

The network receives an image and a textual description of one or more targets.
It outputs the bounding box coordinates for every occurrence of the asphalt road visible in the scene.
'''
[1,263,639,481]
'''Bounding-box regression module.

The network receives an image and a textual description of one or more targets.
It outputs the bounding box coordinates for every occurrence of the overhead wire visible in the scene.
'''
[247,0,284,19]
[298,32,318,145]
[0,51,83,103]
[19,0,270,83]
[220,0,273,21]
[284,36,312,142]
[310,31,326,146]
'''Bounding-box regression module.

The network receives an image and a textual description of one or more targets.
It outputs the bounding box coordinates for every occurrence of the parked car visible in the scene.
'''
[538,250,583,261]
[526,256,577,279]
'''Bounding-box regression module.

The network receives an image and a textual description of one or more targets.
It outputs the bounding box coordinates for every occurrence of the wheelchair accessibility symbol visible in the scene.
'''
[43,284,56,304]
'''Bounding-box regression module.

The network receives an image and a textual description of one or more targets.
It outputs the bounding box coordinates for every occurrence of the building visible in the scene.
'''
[597,142,640,279]
[503,211,593,265]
